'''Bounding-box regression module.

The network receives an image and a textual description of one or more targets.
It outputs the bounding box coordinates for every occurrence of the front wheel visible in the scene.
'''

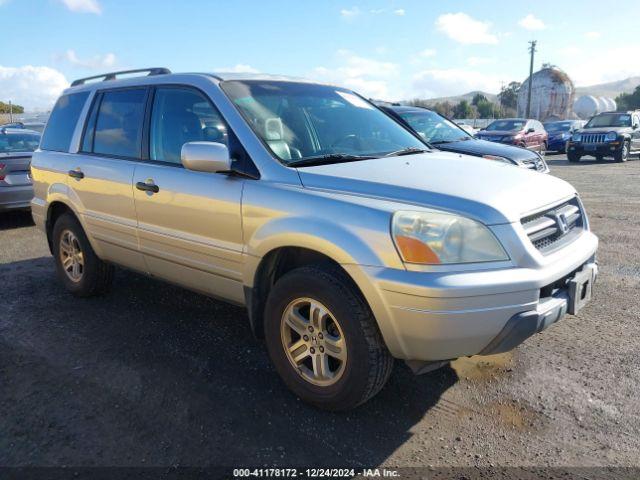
[615,141,629,162]
[264,265,393,410]
[567,152,581,163]
[52,213,114,297]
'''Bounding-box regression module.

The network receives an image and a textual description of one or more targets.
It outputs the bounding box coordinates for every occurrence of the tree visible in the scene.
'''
[0,101,24,114]
[452,100,473,119]
[616,86,640,111]
[471,93,488,106]
[498,81,520,111]
[476,99,498,118]
[431,101,454,117]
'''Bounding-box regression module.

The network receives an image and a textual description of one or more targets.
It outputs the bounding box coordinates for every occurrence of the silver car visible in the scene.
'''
[0,127,40,211]
[30,69,598,410]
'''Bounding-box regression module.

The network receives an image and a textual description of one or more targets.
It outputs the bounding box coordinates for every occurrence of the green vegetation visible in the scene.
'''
[615,86,640,111]
[0,101,24,114]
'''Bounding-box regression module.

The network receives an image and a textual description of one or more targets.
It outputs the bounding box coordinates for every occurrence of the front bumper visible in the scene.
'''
[568,142,621,156]
[344,230,598,362]
[0,185,33,211]
[548,138,568,152]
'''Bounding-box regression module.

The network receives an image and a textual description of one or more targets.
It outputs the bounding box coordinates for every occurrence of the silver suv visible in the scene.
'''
[31,68,598,410]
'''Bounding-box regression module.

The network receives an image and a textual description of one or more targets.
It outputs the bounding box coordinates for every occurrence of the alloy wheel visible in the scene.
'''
[280,297,347,387]
[59,229,84,282]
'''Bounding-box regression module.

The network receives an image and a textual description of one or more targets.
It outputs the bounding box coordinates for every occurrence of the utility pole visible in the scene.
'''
[525,40,537,118]
[9,100,13,123]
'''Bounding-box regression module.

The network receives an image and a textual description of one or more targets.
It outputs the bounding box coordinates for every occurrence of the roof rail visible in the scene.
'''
[71,67,172,87]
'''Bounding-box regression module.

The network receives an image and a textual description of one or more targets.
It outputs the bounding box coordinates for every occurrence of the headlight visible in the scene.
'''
[605,131,617,141]
[561,132,570,139]
[572,133,582,142]
[392,211,509,265]
[482,154,512,164]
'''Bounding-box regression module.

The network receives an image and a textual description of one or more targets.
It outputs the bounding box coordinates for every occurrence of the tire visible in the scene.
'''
[595,155,603,162]
[264,265,393,411]
[615,141,629,163]
[539,142,547,158]
[567,152,581,163]
[52,212,114,297]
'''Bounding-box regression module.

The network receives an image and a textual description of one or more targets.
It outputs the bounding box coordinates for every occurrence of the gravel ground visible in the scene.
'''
[1,155,639,472]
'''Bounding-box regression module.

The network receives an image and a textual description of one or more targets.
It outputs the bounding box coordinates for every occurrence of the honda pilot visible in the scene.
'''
[30,69,598,410]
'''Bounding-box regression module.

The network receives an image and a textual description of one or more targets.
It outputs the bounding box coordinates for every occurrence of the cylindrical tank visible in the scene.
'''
[573,95,619,119]
[603,97,617,111]
[573,95,600,119]
[517,67,575,121]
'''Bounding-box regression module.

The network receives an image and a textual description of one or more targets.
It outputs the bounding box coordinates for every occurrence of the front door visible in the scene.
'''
[133,86,245,302]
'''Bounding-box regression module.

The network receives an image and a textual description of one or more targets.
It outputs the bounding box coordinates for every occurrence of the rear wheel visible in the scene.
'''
[567,152,581,163]
[264,265,393,410]
[52,213,114,297]
[615,141,629,162]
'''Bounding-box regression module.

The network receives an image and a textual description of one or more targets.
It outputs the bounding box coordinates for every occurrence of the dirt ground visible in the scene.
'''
[1,154,639,474]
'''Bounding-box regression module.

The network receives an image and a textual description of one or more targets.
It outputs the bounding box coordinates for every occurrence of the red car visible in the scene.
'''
[475,118,548,157]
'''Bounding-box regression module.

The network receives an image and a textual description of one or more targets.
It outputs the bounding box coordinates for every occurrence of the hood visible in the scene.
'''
[436,139,537,163]
[296,152,575,225]
[578,126,630,134]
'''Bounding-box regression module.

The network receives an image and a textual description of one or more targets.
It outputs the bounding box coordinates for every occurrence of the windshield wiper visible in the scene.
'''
[383,147,430,157]
[288,153,377,168]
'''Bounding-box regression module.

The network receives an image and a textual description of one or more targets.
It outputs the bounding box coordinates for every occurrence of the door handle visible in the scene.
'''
[68,169,84,179]
[136,181,159,193]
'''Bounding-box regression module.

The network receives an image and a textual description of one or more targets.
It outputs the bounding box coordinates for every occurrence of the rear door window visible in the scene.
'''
[40,92,89,152]
[93,88,147,158]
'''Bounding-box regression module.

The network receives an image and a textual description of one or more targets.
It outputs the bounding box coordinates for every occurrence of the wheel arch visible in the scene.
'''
[45,201,78,254]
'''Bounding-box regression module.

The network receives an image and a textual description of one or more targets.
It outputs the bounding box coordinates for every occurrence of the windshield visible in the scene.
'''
[396,109,470,143]
[544,121,573,133]
[485,120,526,132]
[586,113,631,128]
[220,81,427,164]
[0,132,41,153]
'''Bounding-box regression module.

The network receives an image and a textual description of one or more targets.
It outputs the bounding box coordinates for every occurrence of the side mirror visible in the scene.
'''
[633,124,639,130]
[181,141,232,173]
[526,127,535,134]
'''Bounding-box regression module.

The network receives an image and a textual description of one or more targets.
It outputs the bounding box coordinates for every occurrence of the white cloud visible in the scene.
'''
[419,48,437,58]
[518,14,545,31]
[436,13,498,45]
[412,68,501,98]
[59,0,101,14]
[60,50,116,70]
[214,64,260,74]
[340,6,360,18]
[0,65,68,110]
[393,9,405,16]
[585,31,601,39]
[467,56,494,66]
[311,50,399,99]
[560,46,640,86]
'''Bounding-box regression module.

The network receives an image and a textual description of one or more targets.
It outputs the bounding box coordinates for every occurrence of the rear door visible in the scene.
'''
[132,85,245,302]
[68,87,148,272]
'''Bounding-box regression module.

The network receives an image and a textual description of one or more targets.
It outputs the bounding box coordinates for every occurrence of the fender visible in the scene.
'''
[242,215,404,288]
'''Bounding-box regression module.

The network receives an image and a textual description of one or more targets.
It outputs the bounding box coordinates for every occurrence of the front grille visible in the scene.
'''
[521,198,584,253]
[581,133,605,144]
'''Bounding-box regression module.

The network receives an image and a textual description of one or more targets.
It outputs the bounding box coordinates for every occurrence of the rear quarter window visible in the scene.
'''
[40,92,90,152]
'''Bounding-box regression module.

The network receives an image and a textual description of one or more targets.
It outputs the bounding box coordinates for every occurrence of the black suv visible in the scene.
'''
[567,111,640,162]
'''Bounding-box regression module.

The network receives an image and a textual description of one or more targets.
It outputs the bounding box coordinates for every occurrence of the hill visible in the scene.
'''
[575,76,640,98]
[416,90,498,106]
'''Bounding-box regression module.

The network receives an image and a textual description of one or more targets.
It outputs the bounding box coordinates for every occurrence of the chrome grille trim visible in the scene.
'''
[521,198,584,253]
[582,133,605,144]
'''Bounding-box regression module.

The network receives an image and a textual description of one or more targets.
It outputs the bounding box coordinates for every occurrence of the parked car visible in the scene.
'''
[382,106,548,173]
[476,118,548,157]
[31,68,598,410]
[543,120,585,153]
[454,120,478,136]
[0,127,41,211]
[567,111,640,162]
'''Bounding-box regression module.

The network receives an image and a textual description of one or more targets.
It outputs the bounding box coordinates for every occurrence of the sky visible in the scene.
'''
[2,0,640,110]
